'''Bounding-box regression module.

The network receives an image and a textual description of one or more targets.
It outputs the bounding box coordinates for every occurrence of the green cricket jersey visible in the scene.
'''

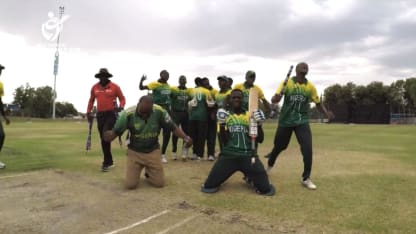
[171,86,191,112]
[276,77,320,127]
[189,87,213,121]
[221,111,254,158]
[214,89,231,109]
[147,81,171,110]
[113,104,175,153]
[233,83,265,111]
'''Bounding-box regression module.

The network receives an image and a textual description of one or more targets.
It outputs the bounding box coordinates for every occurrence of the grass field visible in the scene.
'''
[0,119,415,233]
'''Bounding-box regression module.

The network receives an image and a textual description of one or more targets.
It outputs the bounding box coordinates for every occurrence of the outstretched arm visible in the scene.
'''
[139,75,149,90]
[261,97,271,113]
[316,103,334,120]
[271,93,283,104]
[172,125,193,148]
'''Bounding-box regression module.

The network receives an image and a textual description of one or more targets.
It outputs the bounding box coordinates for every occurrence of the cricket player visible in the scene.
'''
[0,64,11,169]
[104,95,192,189]
[265,62,334,190]
[234,70,271,114]
[201,77,218,161]
[214,76,232,152]
[87,68,126,172]
[170,75,191,160]
[201,89,275,196]
[188,77,215,160]
[139,70,172,163]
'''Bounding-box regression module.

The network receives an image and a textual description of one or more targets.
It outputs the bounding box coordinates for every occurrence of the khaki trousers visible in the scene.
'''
[125,148,165,189]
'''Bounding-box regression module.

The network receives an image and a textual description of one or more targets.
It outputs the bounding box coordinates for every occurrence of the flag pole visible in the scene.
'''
[52,6,64,119]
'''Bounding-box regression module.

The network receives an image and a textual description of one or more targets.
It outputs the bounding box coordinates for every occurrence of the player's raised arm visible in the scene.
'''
[139,74,148,90]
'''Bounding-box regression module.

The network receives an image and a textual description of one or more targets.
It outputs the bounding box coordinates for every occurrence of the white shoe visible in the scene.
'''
[161,155,168,163]
[302,178,317,190]
[181,153,187,161]
[182,147,189,157]
[208,155,215,161]
[172,153,177,160]
[0,161,5,169]
[190,154,199,160]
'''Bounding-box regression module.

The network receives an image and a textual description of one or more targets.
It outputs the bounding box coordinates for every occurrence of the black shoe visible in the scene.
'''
[101,164,114,172]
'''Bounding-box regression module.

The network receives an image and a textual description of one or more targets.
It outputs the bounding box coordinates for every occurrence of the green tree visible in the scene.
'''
[388,80,406,113]
[404,78,416,112]
[32,86,53,118]
[56,102,78,118]
[12,83,35,117]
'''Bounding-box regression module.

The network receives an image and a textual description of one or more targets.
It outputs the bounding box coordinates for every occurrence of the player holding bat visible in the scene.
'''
[265,62,334,190]
[201,89,275,196]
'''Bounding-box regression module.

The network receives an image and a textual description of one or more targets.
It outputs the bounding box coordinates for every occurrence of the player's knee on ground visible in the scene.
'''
[125,180,139,190]
[201,184,219,193]
[148,176,165,188]
[256,184,276,196]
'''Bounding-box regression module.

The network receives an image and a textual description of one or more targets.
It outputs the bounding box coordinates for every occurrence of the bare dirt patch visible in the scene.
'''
[0,170,300,234]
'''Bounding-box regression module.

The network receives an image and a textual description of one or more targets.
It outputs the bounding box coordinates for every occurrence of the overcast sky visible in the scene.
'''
[0,0,415,113]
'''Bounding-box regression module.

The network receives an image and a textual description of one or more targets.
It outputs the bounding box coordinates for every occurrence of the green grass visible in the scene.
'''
[1,118,415,233]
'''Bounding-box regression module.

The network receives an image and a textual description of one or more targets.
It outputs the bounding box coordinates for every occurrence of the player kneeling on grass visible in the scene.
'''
[201,89,275,196]
[104,95,192,189]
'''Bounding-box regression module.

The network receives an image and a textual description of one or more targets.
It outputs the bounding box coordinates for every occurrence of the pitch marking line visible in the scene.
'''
[156,214,201,234]
[0,173,34,180]
[103,209,171,234]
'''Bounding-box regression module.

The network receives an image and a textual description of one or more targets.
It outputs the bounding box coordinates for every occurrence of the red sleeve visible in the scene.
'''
[116,85,126,108]
[87,85,96,113]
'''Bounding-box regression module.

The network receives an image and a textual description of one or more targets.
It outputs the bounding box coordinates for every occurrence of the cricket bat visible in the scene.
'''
[248,88,259,164]
[279,65,294,96]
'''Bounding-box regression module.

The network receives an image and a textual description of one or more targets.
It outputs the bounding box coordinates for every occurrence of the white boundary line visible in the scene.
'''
[104,209,171,234]
[0,173,33,180]
[156,214,201,234]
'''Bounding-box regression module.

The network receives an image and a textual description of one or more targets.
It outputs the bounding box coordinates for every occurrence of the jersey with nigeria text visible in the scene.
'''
[113,105,175,153]
[147,82,171,110]
[276,77,320,127]
[221,111,254,158]
[189,87,213,121]
[233,83,265,111]
[171,86,191,112]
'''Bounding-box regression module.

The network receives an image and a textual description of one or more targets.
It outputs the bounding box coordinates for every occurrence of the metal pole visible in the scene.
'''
[52,6,64,119]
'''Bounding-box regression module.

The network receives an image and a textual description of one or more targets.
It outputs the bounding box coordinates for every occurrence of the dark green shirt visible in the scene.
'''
[147,81,172,110]
[276,77,320,127]
[221,111,254,158]
[171,86,191,112]
[189,87,214,121]
[113,105,175,153]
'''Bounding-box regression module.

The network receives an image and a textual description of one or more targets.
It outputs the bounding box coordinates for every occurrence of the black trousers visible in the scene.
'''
[267,123,313,180]
[0,120,4,152]
[97,111,117,167]
[188,120,207,158]
[171,111,189,153]
[206,117,217,156]
[203,156,272,194]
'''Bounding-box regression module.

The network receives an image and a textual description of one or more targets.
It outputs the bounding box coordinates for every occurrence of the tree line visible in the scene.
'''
[323,78,416,113]
[11,83,78,118]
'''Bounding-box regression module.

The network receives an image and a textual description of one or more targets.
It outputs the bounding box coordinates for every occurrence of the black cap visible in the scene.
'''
[217,75,227,81]
[0,64,5,70]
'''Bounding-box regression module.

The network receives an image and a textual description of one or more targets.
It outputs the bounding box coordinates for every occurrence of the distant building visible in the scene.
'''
[4,103,21,115]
